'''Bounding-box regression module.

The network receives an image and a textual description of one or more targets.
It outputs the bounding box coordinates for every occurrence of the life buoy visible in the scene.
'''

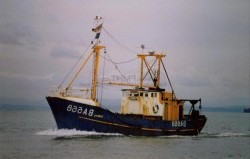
[153,105,159,114]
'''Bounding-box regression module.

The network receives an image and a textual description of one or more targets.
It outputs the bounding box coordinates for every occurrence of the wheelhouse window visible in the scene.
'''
[140,92,143,96]
[150,92,157,97]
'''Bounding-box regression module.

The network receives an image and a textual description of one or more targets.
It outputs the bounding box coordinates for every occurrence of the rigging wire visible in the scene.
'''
[102,27,139,55]
[58,25,143,90]
[160,59,176,99]
[58,42,93,88]
[104,50,130,84]
[100,55,138,65]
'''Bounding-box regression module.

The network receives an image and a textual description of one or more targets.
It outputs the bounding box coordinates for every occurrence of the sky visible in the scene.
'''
[0,0,249,107]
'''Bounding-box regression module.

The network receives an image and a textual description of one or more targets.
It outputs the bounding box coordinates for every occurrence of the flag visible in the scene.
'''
[92,23,103,32]
[95,32,101,39]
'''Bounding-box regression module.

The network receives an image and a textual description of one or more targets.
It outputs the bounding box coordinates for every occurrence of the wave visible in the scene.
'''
[36,129,123,137]
[161,132,250,138]
[200,132,250,138]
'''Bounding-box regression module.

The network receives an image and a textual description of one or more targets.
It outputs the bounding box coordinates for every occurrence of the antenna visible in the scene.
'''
[141,44,145,53]
[92,16,103,45]
[94,16,102,25]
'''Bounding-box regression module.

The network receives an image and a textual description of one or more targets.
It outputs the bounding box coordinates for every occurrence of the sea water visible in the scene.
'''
[0,106,249,159]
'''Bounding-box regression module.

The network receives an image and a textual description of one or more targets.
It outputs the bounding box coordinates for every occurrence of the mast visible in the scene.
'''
[63,16,105,104]
[104,53,168,89]
[140,55,144,87]
[91,45,105,102]
[139,45,145,87]
[91,16,105,103]
[138,53,166,88]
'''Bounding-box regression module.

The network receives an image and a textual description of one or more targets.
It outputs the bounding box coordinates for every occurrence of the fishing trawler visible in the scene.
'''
[46,16,207,136]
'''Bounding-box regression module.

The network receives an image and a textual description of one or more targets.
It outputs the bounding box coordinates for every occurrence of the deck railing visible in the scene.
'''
[49,86,90,99]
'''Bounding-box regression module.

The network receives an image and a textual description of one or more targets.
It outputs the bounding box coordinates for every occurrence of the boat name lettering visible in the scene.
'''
[67,105,94,117]
[172,121,186,127]
[94,114,103,118]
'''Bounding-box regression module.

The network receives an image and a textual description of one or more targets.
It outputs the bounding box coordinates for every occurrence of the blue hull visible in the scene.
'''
[46,97,207,136]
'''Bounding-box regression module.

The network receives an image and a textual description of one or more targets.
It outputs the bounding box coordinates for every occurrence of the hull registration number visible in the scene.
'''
[66,105,94,117]
[172,121,186,127]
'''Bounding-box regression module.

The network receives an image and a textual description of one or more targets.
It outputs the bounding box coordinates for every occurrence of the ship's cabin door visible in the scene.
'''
[179,105,183,120]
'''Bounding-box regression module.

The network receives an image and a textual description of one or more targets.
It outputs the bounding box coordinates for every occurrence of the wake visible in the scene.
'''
[35,129,250,138]
[36,129,123,137]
